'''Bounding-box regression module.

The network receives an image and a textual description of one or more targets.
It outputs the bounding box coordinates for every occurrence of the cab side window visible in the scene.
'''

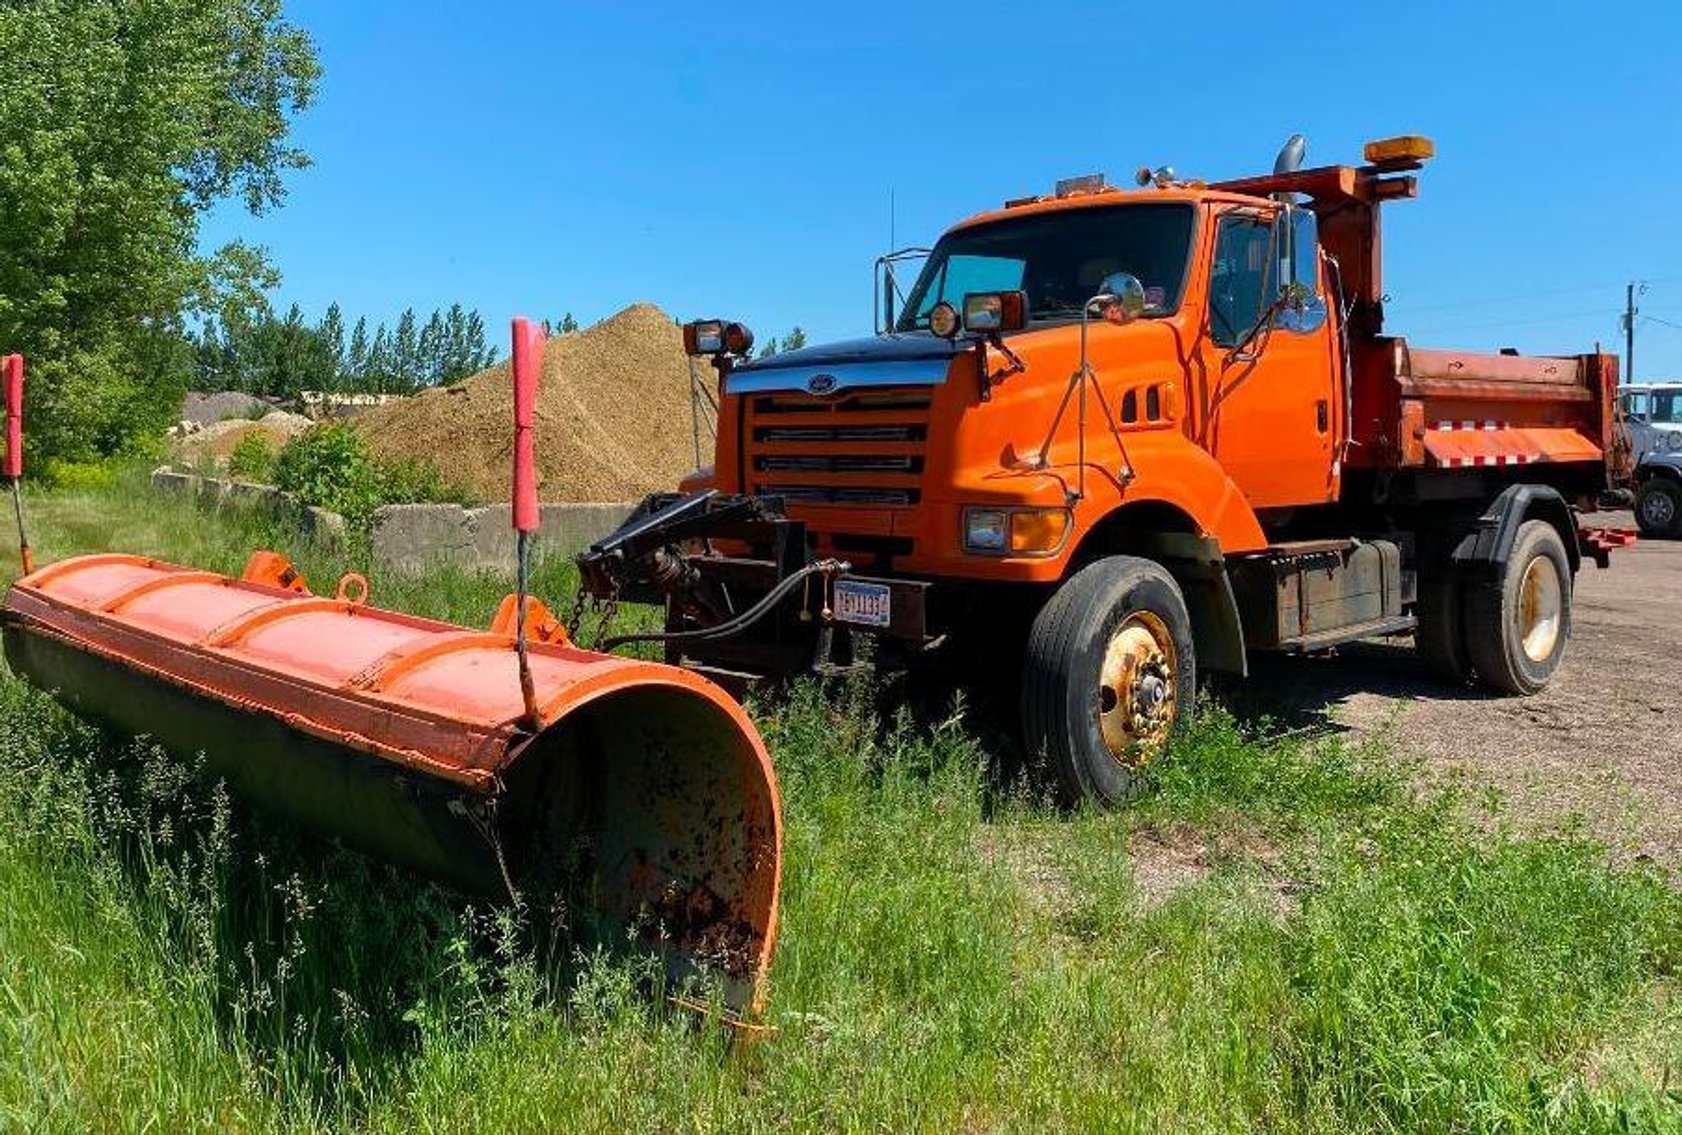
[1208,215,1272,348]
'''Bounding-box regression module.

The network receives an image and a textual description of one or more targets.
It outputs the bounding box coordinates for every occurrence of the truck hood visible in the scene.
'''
[725,333,966,396]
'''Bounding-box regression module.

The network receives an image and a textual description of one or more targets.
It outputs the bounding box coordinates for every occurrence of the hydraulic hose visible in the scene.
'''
[597,559,850,653]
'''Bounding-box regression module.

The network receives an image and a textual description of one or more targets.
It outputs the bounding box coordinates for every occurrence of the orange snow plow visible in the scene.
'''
[0,336,783,1016]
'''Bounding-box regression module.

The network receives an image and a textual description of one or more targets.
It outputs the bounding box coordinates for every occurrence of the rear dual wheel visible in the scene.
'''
[1021,556,1196,806]
[1416,519,1572,695]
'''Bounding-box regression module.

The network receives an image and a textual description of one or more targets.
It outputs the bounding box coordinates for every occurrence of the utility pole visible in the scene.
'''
[1624,283,1637,385]
[1622,281,1648,385]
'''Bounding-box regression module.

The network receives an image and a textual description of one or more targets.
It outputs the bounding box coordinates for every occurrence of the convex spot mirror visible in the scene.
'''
[1091,273,1147,325]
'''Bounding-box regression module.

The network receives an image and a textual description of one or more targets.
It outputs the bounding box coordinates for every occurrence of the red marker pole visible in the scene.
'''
[2,355,30,575]
[510,319,546,728]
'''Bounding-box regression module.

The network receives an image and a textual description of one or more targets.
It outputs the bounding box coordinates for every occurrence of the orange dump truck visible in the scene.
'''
[579,135,1633,803]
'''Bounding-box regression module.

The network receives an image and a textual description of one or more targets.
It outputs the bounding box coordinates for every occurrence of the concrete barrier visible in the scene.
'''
[152,467,632,574]
[152,467,345,549]
[371,501,636,574]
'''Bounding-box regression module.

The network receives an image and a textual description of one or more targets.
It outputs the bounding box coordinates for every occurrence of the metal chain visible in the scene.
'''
[566,576,621,651]
[590,586,620,651]
[565,582,590,642]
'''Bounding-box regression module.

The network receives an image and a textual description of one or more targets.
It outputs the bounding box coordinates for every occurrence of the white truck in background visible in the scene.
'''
[1622,382,1682,536]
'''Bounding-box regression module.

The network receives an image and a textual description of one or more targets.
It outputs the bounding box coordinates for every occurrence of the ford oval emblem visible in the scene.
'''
[807,372,838,395]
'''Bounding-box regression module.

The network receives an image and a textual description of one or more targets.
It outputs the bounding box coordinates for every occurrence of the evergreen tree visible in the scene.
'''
[560,312,579,334]
[347,316,370,384]
[366,325,393,393]
[418,309,445,387]
[393,308,419,392]
[318,303,346,388]
[464,309,491,372]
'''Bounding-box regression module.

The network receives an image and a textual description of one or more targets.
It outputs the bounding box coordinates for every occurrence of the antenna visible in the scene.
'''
[510,318,546,730]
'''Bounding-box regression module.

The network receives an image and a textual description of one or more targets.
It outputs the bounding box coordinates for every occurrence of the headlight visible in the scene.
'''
[928,301,961,340]
[963,508,1009,552]
[963,507,1071,556]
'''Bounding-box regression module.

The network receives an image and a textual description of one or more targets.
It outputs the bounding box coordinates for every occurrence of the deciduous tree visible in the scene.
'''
[0,0,318,461]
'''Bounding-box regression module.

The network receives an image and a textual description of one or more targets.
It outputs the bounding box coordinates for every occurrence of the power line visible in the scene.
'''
[1392,275,1682,315]
[1403,310,1624,335]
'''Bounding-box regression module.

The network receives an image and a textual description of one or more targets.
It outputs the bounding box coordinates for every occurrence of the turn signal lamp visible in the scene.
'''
[683,319,755,357]
[1363,135,1434,164]
[1010,508,1070,554]
[963,291,1028,334]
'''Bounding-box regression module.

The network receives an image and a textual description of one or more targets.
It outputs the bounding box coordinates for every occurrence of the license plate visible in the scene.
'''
[833,580,891,628]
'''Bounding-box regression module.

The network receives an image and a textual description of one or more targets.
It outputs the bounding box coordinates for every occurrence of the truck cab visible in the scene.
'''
[1621,382,1682,461]
[1623,382,1682,536]
[581,135,1629,805]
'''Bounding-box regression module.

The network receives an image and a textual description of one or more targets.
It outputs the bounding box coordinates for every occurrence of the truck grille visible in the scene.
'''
[745,390,931,508]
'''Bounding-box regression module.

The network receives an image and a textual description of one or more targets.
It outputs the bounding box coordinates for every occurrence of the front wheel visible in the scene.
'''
[1635,478,1682,538]
[1021,556,1196,806]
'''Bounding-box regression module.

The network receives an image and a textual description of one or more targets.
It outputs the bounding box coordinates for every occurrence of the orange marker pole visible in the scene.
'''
[2,355,30,576]
[510,319,546,729]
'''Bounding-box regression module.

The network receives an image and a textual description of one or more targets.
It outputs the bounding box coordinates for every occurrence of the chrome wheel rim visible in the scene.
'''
[1517,554,1563,663]
[1098,611,1176,768]
[1641,489,1676,529]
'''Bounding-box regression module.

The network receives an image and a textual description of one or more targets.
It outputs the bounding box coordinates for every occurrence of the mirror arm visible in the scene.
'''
[973,331,1026,403]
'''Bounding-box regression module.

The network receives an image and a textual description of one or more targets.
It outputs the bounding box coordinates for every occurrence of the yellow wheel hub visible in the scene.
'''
[1097,611,1176,769]
[1517,554,1563,663]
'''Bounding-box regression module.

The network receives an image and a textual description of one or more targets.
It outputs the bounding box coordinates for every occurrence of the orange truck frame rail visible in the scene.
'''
[578,133,1632,805]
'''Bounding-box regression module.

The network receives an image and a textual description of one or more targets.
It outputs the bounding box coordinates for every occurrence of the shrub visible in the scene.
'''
[272,421,383,524]
[379,456,475,508]
[273,421,473,526]
[37,458,119,491]
[226,431,276,483]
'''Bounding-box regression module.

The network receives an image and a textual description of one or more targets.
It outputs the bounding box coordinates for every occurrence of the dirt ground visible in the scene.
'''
[1236,514,1680,867]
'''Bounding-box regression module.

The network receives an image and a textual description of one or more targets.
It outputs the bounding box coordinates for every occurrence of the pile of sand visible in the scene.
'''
[172,411,313,471]
[356,303,707,503]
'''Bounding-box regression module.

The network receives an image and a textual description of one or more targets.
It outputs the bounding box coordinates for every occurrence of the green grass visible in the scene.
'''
[0,469,1677,1132]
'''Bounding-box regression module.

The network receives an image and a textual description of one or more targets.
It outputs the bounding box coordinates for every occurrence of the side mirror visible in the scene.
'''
[962,290,1028,334]
[1275,205,1328,334]
[682,319,754,357]
[1090,272,1147,325]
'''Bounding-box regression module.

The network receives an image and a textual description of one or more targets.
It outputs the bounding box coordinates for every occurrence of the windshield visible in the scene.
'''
[1625,389,1682,424]
[895,203,1196,332]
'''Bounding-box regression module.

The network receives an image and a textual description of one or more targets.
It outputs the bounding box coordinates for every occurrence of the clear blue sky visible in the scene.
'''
[202,0,1682,379]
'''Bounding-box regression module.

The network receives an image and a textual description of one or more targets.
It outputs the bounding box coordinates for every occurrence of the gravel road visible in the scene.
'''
[1236,515,1680,866]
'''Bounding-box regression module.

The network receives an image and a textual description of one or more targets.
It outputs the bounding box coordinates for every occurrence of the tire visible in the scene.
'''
[1635,478,1682,538]
[1414,567,1473,685]
[1464,519,1572,695]
[1021,556,1196,806]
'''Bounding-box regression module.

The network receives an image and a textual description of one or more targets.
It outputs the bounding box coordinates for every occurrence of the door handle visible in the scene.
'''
[1316,400,1329,433]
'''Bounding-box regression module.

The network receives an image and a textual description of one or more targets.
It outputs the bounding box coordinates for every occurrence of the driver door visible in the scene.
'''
[1199,207,1341,511]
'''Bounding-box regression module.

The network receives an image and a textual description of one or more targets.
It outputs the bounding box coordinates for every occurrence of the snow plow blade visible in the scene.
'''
[1,552,781,1014]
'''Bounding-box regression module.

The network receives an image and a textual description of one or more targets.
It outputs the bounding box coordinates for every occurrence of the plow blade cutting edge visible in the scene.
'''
[1,552,782,1015]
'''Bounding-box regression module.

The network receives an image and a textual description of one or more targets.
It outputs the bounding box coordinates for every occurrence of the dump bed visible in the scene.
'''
[1348,337,1629,484]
